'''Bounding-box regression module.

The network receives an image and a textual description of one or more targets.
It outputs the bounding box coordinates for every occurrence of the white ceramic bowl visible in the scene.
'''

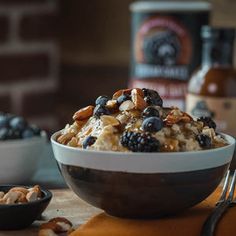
[51,132,235,218]
[0,132,47,184]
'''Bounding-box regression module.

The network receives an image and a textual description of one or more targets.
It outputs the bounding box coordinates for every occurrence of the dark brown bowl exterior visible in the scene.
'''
[58,163,229,218]
[0,185,52,230]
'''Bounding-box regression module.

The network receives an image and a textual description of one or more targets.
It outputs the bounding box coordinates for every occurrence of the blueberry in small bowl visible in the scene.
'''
[0,113,47,184]
[0,185,52,230]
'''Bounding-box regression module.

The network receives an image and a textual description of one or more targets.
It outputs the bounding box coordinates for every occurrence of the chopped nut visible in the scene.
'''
[131,89,147,110]
[28,185,41,198]
[38,229,58,236]
[15,191,27,203]
[40,222,62,233]
[57,133,75,145]
[112,88,132,99]
[0,191,4,198]
[10,187,28,195]
[26,191,38,202]
[101,115,120,127]
[67,137,78,147]
[132,88,144,98]
[73,105,94,121]
[119,100,135,111]
[3,191,21,204]
[39,217,73,236]
[49,217,72,232]
[165,109,193,126]
[106,100,118,109]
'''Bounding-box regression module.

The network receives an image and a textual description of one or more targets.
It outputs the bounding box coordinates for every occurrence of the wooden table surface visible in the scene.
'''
[0,189,102,236]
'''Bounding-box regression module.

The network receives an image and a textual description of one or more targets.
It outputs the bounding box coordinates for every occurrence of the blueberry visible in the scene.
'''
[0,115,9,128]
[142,88,163,106]
[82,136,97,149]
[142,117,163,132]
[30,124,41,136]
[9,117,27,131]
[93,105,110,118]
[95,95,110,106]
[197,134,212,148]
[142,106,160,119]
[117,94,131,105]
[197,117,216,130]
[7,128,21,139]
[22,127,35,139]
[0,127,8,140]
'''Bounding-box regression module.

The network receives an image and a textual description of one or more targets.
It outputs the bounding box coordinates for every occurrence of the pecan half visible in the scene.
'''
[131,89,147,110]
[112,88,132,99]
[165,109,193,126]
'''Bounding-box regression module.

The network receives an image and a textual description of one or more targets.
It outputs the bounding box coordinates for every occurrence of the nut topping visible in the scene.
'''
[131,89,147,110]
[119,100,135,111]
[73,105,94,121]
[112,88,132,99]
[101,115,120,127]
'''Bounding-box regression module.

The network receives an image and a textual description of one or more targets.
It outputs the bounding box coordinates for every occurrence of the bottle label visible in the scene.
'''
[186,93,236,136]
[134,16,192,81]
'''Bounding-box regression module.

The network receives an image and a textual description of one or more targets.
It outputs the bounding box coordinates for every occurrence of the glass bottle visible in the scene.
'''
[186,26,236,169]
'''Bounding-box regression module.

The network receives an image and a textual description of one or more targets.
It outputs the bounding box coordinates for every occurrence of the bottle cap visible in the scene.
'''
[201,26,235,42]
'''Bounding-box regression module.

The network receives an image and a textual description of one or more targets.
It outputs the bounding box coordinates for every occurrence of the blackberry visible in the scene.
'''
[198,117,216,130]
[142,88,163,107]
[142,117,163,132]
[117,94,131,105]
[197,134,212,148]
[93,105,111,118]
[142,106,160,119]
[83,136,97,149]
[95,95,110,106]
[121,131,160,152]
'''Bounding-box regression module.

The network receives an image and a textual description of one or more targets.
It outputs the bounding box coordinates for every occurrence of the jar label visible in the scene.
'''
[134,16,192,81]
[186,93,236,136]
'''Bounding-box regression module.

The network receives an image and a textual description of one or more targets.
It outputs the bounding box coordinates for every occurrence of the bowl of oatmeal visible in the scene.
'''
[51,88,235,218]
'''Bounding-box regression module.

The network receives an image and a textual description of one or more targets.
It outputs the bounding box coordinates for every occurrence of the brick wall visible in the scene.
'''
[0,0,59,132]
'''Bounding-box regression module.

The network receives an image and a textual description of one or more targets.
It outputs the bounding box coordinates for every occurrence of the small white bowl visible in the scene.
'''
[0,132,47,184]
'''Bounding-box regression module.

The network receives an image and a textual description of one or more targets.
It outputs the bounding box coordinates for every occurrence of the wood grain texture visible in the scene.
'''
[0,189,102,236]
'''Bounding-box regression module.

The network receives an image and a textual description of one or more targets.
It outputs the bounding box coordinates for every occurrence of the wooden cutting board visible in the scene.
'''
[0,189,102,236]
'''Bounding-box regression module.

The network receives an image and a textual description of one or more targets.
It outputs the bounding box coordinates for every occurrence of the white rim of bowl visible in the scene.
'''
[0,131,47,147]
[51,131,235,173]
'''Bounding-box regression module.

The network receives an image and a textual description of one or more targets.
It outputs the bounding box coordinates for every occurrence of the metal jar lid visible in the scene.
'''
[130,1,211,13]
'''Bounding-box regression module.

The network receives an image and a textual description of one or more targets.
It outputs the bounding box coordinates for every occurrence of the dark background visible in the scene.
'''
[0,0,235,132]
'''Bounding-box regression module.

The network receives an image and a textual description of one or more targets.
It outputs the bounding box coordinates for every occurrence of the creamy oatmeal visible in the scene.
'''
[57,88,228,152]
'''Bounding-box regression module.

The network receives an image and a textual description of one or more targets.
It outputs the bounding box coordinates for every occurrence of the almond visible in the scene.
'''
[112,88,132,99]
[101,115,120,127]
[131,89,147,110]
[73,105,94,121]
[119,100,135,111]
[57,133,75,145]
